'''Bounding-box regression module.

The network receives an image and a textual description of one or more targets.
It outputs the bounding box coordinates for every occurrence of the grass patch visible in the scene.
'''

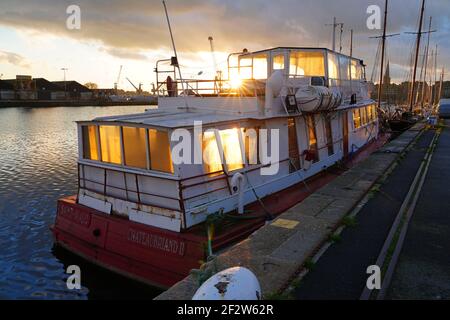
[304,258,315,270]
[328,233,342,243]
[291,278,302,289]
[264,291,293,300]
[342,215,358,227]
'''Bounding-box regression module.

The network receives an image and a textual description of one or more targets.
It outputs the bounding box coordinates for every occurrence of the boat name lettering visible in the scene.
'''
[128,229,185,256]
[59,204,91,227]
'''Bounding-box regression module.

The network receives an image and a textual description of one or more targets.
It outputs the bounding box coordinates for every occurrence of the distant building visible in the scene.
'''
[442,81,450,98]
[91,88,116,100]
[2,75,37,100]
[52,81,93,100]
[0,80,15,100]
[383,61,391,86]
[34,78,66,100]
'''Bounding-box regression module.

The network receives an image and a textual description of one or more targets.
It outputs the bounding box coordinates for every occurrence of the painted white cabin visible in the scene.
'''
[76,47,379,232]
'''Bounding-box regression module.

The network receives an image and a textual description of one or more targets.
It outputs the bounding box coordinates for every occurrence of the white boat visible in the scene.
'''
[52,47,380,288]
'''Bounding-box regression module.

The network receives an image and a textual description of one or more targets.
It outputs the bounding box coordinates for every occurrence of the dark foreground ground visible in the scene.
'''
[295,122,450,300]
[387,120,450,299]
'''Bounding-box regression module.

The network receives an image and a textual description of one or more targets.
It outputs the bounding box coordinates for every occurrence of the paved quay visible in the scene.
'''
[155,124,425,300]
[387,120,450,300]
[294,129,435,299]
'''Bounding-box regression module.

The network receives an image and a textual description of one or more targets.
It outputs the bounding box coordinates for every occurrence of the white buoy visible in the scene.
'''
[192,267,262,300]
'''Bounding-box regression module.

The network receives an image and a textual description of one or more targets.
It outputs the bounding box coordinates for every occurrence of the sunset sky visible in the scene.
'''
[0,0,449,92]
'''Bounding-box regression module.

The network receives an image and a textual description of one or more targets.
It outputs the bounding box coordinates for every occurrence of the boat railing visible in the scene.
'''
[78,163,182,212]
[155,78,267,98]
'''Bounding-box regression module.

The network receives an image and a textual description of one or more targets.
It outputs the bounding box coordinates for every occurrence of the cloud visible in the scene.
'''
[100,47,148,61]
[0,50,30,68]
[0,0,449,82]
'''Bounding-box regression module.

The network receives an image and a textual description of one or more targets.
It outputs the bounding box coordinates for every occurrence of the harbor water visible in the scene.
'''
[0,106,162,299]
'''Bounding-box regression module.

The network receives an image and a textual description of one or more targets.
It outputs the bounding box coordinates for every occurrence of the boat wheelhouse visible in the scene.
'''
[52,47,380,288]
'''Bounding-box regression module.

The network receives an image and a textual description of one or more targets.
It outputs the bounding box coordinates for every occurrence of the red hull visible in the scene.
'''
[51,136,389,289]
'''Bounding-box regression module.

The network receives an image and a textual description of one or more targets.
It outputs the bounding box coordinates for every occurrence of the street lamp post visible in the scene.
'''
[61,68,68,99]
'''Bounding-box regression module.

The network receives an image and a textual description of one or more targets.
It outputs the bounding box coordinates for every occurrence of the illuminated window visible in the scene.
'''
[99,125,122,165]
[367,106,374,122]
[273,54,285,71]
[306,115,319,162]
[373,105,378,121]
[219,129,244,172]
[361,107,368,125]
[325,118,334,156]
[149,129,174,174]
[82,125,99,161]
[289,51,325,77]
[242,128,259,165]
[203,130,223,174]
[252,54,268,79]
[339,56,350,80]
[123,127,147,169]
[351,60,362,79]
[328,52,340,79]
[353,109,361,129]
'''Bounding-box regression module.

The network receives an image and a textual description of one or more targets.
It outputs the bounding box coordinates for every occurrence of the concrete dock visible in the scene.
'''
[387,120,450,299]
[156,122,430,300]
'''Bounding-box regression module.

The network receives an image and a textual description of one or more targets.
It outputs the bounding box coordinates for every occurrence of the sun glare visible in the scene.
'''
[229,76,242,89]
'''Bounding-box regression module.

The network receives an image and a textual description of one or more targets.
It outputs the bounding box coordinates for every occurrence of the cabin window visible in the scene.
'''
[99,125,122,165]
[253,54,268,79]
[339,56,350,80]
[239,57,253,79]
[123,127,147,169]
[219,129,244,172]
[82,125,100,161]
[273,54,285,71]
[148,129,174,174]
[351,60,362,80]
[328,52,340,80]
[353,109,362,129]
[203,131,223,174]
[367,106,374,123]
[325,118,334,156]
[306,115,319,162]
[288,118,301,171]
[289,51,325,77]
[242,128,259,165]
[372,105,378,121]
[361,108,368,125]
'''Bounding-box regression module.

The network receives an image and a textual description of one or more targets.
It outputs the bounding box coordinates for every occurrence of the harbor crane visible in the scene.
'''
[126,77,143,94]
[114,65,123,93]
[208,36,222,93]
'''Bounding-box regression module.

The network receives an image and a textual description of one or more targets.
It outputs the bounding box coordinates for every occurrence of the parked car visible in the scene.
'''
[439,99,450,119]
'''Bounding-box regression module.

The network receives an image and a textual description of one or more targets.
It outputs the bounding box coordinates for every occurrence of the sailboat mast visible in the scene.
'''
[409,0,426,113]
[438,67,444,103]
[377,0,388,111]
[421,16,432,108]
[434,45,438,105]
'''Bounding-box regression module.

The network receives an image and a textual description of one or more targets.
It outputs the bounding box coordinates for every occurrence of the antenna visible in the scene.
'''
[325,17,343,51]
[162,0,188,107]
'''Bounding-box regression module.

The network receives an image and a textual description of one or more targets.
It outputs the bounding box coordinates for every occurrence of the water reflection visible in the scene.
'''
[0,106,162,300]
